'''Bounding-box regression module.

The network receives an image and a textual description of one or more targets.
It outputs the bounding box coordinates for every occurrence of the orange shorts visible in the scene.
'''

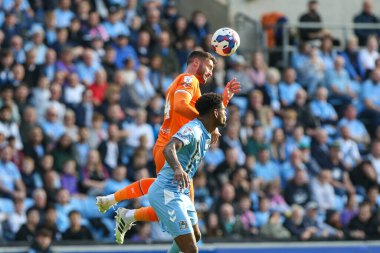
[153,144,166,175]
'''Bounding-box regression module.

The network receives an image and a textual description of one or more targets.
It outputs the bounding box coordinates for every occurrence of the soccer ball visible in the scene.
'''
[211,27,240,57]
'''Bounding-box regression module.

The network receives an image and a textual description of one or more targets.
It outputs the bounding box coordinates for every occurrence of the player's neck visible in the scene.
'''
[184,66,197,75]
[198,117,215,133]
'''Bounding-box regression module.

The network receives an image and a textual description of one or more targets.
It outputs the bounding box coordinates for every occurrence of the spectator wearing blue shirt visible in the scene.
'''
[325,56,357,115]
[278,68,302,107]
[73,128,91,168]
[40,107,65,142]
[44,11,57,46]
[102,8,130,40]
[281,149,306,188]
[338,104,370,150]
[291,42,311,87]
[24,26,48,65]
[55,188,76,233]
[359,68,380,136]
[3,0,30,11]
[319,35,338,71]
[310,87,338,135]
[75,48,100,86]
[103,165,131,196]
[10,35,25,64]
[41,49,58,82]
[54,0,75,28]
[254,146,280,184]
[188,10,209,46]
[339,36,366,81]
[204,141,225,172]
[0,145,26,199]
[113,34,139,70]
[254,196,271,228]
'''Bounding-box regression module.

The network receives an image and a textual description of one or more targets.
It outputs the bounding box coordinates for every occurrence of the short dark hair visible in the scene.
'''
[195,93,223,116]
[35,226,53,238]
[68,210,80,218]
[187,50,216,66]
[26,206,39,216]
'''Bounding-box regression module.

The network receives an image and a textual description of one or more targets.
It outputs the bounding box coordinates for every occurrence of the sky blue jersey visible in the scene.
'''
[155,119,211,193]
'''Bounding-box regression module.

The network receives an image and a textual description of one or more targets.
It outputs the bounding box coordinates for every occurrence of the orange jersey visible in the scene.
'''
[155,73,201,147]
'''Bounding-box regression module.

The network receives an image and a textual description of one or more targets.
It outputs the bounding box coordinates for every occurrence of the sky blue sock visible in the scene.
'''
[167,241,180,253]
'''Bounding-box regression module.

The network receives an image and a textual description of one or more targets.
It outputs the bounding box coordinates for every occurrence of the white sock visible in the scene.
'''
[124,209,136,222]
[106,194,117,205]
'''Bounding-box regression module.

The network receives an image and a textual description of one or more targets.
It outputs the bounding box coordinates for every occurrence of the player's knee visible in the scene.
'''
[183,243,198,253]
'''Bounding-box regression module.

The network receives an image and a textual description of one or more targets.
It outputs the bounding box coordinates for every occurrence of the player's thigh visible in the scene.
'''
[150,190,195,237]
[186,202,200,241]
[174,233,198,253]
[153,145,165,174]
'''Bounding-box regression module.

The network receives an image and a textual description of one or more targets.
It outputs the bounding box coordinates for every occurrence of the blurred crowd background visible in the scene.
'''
[0,0,380,249]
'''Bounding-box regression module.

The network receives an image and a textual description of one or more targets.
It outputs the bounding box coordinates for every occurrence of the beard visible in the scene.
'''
[195,63,208,84]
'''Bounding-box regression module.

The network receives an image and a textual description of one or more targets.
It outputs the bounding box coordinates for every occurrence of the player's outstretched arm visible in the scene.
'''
[163,137,189,189]
[222,78,241,106]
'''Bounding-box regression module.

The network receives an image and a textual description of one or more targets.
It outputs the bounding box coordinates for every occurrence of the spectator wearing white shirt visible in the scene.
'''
[367,140,380,184]
[63,73,85,108]
[311,169,336,211]
[0,105,23,150]
[337,126,361,170]
[8,197,26,234]
[45,83,66,124]
[359,35,379,75]
[123,108,154,151]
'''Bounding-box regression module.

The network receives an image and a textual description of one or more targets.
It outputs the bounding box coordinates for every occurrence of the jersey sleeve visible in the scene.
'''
[175,75,197,97]
[173,75,199,119]
[173,125,195,147]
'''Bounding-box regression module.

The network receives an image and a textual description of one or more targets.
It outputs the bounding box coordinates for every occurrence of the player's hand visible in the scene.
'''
[172,167,189,190]
[211,128,221,144]
[223,78,241,106]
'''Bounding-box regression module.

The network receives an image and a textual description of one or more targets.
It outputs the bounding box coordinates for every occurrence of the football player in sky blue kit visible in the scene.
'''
[116,93,227,253]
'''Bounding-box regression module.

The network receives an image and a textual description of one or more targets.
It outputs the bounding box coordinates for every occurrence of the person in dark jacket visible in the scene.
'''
[15,207,40,242]
[353,0,380,46]
[348,201,379,239]
[298,0,323,41]
[62,210,93,241]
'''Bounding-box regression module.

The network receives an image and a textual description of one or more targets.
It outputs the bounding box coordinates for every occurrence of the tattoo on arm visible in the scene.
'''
[163,137,184,171]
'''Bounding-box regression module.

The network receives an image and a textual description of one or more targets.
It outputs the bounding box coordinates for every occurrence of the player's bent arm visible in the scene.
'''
[173,91,199,120]
[163,137,190,189]
[163,137,184,172]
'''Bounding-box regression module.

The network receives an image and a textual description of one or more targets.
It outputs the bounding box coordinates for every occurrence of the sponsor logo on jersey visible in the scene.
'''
[179,220,188,230]
[181,76,193,88]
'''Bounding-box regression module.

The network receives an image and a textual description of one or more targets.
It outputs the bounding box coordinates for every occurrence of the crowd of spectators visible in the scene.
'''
[1,0,380,247]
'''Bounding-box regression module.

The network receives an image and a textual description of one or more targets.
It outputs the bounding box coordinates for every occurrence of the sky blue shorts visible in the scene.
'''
[148,181,197,238]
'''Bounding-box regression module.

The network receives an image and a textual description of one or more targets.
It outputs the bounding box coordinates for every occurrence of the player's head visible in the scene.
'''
[187,51,216,84]
[195,93,226,128]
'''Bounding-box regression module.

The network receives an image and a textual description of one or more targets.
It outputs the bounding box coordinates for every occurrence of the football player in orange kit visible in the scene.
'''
[96,51,240,244]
